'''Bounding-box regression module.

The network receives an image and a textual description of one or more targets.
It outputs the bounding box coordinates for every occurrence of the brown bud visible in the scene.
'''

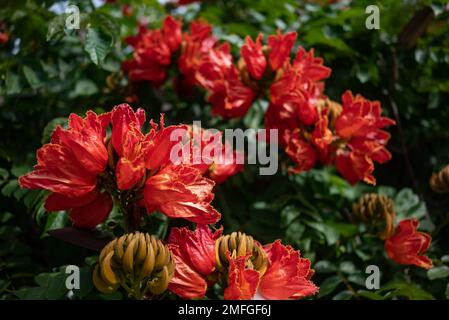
[215,231,268,276]
[430,164,449,194]
[92,232,175,299]
[352,193,396,240]
[316,98,342,128]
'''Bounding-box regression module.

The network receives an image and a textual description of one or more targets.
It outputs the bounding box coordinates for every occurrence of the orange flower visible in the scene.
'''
[168,225,222,299]
[19,111,112,229]
[123,16,181,86]
[224,253,261,300]
[241,34,267,80]
[334,91,395,185]
[143,165,221,224]
[385,219,433,269]
[225,240,318,300]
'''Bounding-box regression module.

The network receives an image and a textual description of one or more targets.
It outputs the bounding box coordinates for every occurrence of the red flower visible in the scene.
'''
[241,34,267,80]
[334,91,395,184]
[269,67,319,127]
[143,165,221,224]
[168,225,222,299]
[267,31,297,71]
[285,132,318,174]
[224,240,318,300]
[19,111,112,229]
[0,32,8,45]
[111,104,147,190]
[180,126,243,184]
[224,253,260,300]
[292,47,332,82]
[123,16,181,86]
[258,240,318,300]
[385,219,433,269]
[198,45,256,118]
[207,145,244,184]
[311,111,333,163]
[177,21,217,96]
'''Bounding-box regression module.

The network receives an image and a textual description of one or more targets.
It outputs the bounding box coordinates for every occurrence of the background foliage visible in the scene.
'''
[1,0,449,300]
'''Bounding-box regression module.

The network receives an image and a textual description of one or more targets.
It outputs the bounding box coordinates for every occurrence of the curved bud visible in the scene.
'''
[92,232,175,299]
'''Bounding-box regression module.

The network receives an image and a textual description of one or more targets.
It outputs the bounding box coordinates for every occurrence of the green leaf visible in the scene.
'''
[35,272,68,300]
[340,261,356,274]
[1,180,19,197]
[357,290,386,300]
[427,266,449,280]
[446,283,449,299]
[317,276,341,298]
[14,287,46,300]
[0,168,9,185]
[5,71,21,95]
[43,212,68,235]
[332,290,353,300]
[84,28,112,65]
[306,221,340,245]
[22,65,41,89]
[11,166,30,177]
[315,260,337,274]
[0,212,13,224]
[379,281,435,300]
[41,117,68,144]
[70,79,99,98]
[47,14,67,41]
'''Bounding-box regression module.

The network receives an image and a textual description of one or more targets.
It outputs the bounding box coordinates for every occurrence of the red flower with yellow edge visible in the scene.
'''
[19,111,113,229]
[334,90,395,185]
[143,165,221,224]
[241,34,267,80]
[179,126,243,184]
[111,104,147,190]
[292,47,332,83]
[225,240,319,300]
[168,225,223,299]
[122,16,181,86]
[224,252,260,300]
[267,31,297,71]
[176,20,217,96]
[197,44,256,118]
[240,31,297,82]
[111,104,187,190]
[385,218,433,270]
[284,131,318,174]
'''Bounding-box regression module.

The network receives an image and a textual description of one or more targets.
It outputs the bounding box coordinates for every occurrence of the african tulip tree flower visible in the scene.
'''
[175,125,244,184]
[20,104,224,228]
[168,225,223,299]
[143,165,221,224]
[197,43,256,118]
[110,104,186,190]
[168,227,318,300]
[19,111,113,229]
[124,16,221,97]
[384,218,433,269]
[123,16,181,86]
[176,20,217,95]
[223,239,318,300]
[334,91,396,185]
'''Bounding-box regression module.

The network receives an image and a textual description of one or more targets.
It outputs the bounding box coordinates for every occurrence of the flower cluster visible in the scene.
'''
[168,225,318,300]
[19,104,242,229]
[198,31,396,185]
[123,16,396,185]
[123,16,218,96]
